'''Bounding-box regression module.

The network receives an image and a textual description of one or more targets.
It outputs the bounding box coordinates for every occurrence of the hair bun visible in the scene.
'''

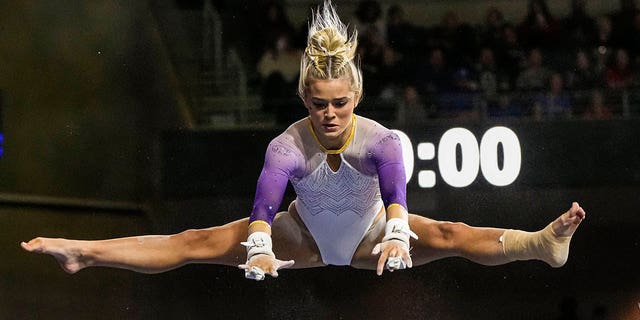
[305,28,356,77]
[297,0,363,100]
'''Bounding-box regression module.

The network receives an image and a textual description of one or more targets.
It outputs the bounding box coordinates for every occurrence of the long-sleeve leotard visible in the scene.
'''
[248,115,407,265]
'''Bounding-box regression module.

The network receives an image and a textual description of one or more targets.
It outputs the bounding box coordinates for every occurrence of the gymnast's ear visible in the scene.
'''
[300,91,311,111]
[353,92,362,109]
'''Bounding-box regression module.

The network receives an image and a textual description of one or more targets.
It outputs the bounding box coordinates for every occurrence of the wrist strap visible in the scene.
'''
[382,218,419,245]
[240,231,275,260]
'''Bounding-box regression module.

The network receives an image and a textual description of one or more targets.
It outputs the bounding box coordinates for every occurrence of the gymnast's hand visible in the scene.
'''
[238,254,295,281]
[371,239,413,276]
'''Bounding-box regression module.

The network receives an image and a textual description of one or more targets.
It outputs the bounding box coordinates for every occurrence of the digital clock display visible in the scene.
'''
[393,126,521,188]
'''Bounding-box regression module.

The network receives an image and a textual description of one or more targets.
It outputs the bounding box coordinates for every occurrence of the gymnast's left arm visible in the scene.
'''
[369,131,418,275]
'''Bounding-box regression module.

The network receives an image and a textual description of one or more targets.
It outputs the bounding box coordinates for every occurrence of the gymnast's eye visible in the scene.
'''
[313,102,328,109]
[332,98,349,107]
[310,98,328,109]
[310,97,350,110]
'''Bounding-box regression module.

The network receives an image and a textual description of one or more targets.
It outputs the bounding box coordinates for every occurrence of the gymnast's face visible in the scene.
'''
[303,78,359,149]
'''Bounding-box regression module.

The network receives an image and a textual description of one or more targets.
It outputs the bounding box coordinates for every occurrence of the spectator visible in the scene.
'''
[566,49,601,90]
[609,0,640,45]
[479,7,508,51]
[488,93,525,118]
[256,32,305,126]
[593,15,619,56]
[257,33,302,85]
[561,0,597,48]
[566,49,602,111]
[517,0,561,49]
[533,72,573,120]
[357,26,393,97]
[386,4,424,55]
[516,48,553,91]
[394,86,431,128]
[429,10,478,67]
[352,0,386,44]
[256,1,298,59]
[354,0,391,95]
[438,66,480,121]
[582,89,614,120]
[605,48,635,89]
[411,47,452,97]
[495,24,527,90]
[475,47,510,106]
[592,16,614,77]
[386,4,425,80]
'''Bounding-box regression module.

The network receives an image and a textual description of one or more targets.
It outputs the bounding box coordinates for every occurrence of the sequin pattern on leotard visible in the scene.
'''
[292,155,383,265]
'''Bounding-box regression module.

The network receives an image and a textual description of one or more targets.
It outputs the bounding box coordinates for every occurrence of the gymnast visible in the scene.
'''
[21,0,585,281]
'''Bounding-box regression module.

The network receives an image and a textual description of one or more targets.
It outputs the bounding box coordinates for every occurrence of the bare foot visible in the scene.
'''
[21,238,87,274]
[551,202,586,237]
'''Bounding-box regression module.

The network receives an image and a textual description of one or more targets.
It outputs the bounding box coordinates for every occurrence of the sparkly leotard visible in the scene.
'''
[249,115,407,265]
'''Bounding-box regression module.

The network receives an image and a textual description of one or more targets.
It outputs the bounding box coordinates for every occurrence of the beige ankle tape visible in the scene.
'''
[501,223,572,268]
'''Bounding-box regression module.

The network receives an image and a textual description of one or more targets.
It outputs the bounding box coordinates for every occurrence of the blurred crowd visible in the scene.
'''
[245,0,640,127]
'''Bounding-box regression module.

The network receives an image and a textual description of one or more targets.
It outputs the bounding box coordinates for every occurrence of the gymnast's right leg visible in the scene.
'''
[21,218,251,274]
[22,207,324,275]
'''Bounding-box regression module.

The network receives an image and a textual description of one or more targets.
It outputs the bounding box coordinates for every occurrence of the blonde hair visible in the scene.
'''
[298,0,363,101]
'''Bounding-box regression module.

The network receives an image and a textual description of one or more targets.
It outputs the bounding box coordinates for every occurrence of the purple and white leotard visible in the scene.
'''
[249,115,407,265]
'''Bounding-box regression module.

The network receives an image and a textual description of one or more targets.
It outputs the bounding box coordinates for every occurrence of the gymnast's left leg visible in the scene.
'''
[352,202,586,270]
[414,201,586,267]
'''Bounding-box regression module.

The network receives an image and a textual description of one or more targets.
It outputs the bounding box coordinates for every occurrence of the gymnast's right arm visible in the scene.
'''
[238,140,298,280]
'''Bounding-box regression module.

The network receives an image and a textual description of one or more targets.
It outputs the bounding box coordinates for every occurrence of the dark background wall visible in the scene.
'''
[0,1,187,200]
[0,1,638,319]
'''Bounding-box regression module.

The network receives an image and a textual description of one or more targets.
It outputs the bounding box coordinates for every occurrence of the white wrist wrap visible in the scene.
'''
[240,231,275,261]
[382,218,419,246]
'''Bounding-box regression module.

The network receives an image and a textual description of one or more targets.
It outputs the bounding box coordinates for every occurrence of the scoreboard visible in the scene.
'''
[161,119,640,198]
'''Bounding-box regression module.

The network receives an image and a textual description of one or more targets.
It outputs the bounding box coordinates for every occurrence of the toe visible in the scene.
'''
[22,238,44,253]
[20,241,31,251]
